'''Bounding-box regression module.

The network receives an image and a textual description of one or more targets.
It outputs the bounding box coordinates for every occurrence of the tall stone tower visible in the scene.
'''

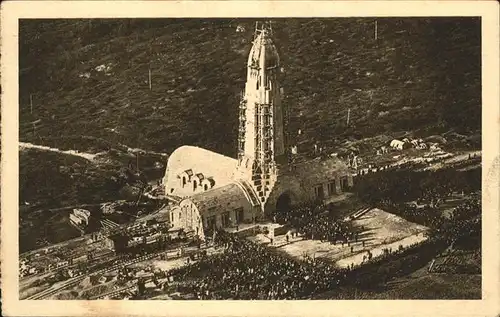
[236,22,287,206]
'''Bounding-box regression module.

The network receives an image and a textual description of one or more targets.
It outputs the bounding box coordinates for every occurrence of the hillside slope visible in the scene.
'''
[19,18,481,157]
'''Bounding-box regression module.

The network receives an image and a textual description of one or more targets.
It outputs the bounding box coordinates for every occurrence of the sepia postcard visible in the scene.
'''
[1,1,499,316]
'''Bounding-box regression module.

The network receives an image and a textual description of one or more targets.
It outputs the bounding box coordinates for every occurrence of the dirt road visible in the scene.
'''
[19,142,98,160]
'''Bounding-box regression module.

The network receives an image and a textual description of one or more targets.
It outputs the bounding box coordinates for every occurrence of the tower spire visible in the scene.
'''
[237,22,284,206]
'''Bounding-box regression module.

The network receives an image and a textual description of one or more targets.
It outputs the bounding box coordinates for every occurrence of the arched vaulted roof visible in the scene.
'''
[187,183,248,214]
[163,145,237,193]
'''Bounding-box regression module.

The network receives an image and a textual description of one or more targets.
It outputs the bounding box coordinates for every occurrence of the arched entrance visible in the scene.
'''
[275,192,292,215]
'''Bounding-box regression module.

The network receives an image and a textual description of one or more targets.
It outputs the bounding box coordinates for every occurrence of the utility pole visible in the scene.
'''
[346,108,351,127]
[30,94,33,114]
[136,152,139,172]
[374,20,378,40]
[148,68,152,91]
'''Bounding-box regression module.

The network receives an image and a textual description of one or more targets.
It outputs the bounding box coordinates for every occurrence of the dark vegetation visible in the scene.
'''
[20,150,122,207]
[19,208,82,252]
[19,149,158,252]
[19,18,481,156]
[19,148,160,209]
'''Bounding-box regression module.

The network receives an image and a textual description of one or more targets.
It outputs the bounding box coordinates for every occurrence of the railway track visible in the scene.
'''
[26,251,164,300]
[26,274,88,300]
[26,244,203,300]
[89,285,137,300]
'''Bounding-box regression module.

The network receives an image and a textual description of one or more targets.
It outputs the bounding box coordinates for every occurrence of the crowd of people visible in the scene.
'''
[387,202,445,229]
[163,198,479,299]
[163,167,481,299]
[443,197,481,244]
[274,201,356,245]
[354,167,480,207]
[352,163,482,235]
[166,228,443,299]
[168,230,352,300]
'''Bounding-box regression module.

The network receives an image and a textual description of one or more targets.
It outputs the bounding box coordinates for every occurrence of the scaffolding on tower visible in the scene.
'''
[253,21,274,41]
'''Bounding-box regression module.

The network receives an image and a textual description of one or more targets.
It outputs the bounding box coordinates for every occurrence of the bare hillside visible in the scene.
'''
[19,18,481,157]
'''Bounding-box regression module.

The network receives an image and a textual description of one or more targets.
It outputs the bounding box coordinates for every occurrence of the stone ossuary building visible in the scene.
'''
[162,23,353,239]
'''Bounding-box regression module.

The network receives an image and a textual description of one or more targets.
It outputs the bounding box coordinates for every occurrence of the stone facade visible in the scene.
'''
[263,158,353,216]
[164,23,354,238]
[169,183,258,240]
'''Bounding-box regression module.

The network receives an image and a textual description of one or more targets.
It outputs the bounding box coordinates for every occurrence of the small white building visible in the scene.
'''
[390,139,410,150]
[429,143,442,151]
[69,208,91,226]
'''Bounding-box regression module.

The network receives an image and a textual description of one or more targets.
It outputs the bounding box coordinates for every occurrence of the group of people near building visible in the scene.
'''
[168,230,353,299]
[274,202,356,245]
[396,202,444,229]
[444,197,481,241]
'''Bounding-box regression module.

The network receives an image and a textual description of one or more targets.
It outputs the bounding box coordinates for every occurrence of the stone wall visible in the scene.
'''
[264,170,354,216]
[174,187,258,240]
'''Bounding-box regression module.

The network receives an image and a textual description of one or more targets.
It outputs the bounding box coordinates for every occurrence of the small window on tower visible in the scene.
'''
[265,115,271,126]
[256,78,260,89]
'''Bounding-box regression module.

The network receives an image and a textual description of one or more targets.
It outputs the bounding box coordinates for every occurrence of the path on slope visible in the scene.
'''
[422,150,482,171]
[19,142,98,161]
[335,233,428,268]
[19,141,169,161]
